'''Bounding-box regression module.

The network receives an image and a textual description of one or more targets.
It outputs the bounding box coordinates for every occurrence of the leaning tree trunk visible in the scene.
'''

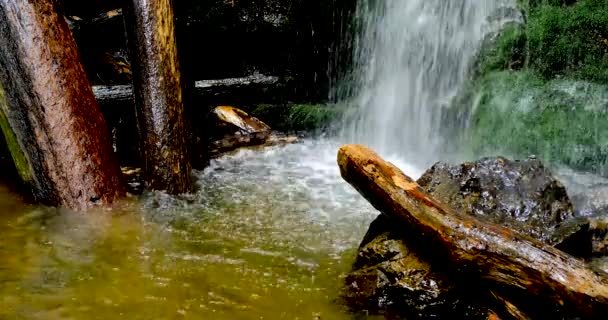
[338,144,608,318]
[0,0,124,210]
[124,0,192,194]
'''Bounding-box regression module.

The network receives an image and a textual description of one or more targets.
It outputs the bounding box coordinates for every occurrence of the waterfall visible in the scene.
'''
[339,0,515,167]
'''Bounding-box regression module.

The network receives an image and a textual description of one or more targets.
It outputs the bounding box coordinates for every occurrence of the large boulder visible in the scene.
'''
[417,156,575,244]
[343,156,578,318]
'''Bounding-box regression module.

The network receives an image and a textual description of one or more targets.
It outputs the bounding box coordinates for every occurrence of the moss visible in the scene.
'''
[458,0,608,175]
[466,71,608,175]
[249,103,341,132]
[0,87,32,183]
[525,0,608,82]
[479,22,527,76]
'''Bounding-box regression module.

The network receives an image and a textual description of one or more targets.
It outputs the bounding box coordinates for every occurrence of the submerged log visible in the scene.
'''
[0,0,124,210]
[337,144,608,318]
[124,0,192,193]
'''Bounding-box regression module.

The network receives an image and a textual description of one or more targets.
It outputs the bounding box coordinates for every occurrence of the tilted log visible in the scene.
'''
[337,144,608,318]
[0,0,124,210]
[124,0,192,193]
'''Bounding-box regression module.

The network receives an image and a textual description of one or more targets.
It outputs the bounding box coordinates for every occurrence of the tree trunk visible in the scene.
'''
[337,144,608,318]
[124,0,192,194]
[0,0,124,210]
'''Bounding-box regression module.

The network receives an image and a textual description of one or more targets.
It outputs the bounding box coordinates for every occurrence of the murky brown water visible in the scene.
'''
[0,141,406,319]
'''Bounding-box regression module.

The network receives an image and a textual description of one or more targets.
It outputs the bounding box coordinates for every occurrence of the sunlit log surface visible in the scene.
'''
[125,0,192,194]
[338,144,608,318]
[0,0,124,210]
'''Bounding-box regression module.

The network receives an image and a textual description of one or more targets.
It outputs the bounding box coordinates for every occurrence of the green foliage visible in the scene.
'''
[479,22,527,76]
[461,0,608,175]
[467,71,608,174]
[526,0,608,81]
[250,103,341,132]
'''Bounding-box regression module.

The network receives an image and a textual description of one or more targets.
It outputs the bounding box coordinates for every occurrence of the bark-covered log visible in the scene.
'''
[209,132,298,158]
[337,144,608,318]
[91,75,280,103]
[0,0,124,210]
[124,0,192,194]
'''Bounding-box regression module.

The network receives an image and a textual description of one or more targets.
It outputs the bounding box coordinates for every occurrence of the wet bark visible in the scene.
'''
[338,144,608,318]
[0,0,124,210]
[124,0,192,194]
[209,133,297,158]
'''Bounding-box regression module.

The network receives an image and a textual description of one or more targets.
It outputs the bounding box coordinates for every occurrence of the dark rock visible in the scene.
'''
[555,216,608,259]
[548,170,608,259]
[417,156,575,244]
[343,214,457,318]
[343,214,501,319]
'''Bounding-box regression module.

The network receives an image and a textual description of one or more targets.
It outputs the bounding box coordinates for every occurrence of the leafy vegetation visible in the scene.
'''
[250,103,341,132]
[466,71,608,174]
[460,0,608,175]
[526,0,608,81]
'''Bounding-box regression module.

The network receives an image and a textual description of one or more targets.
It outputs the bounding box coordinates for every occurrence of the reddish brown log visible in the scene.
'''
[125,0,192,193]
[0,0,124,210]
[338,144,608,318]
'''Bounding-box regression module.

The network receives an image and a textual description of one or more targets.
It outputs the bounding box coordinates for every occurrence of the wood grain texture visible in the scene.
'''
[125,0,192,193]
[0,0,124,210]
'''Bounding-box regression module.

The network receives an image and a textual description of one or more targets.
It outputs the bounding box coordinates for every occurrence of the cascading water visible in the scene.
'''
[340,0,514,167]
[0,1,531,319]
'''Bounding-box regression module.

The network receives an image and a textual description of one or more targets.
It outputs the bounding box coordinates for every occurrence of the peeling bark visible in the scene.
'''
[124,0,192,193]
[0,0,124,210]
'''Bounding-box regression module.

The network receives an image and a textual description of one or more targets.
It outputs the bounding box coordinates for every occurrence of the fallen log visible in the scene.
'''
[91,75,280,103]
[209,132,298,158]
[337,144,608,318]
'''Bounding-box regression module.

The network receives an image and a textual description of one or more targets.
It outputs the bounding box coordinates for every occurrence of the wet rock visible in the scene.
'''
[555,216,608,259]
[206,106,298,158]
[212,106,271,134]
[417,156,575,244]
[343,214,457,318]
[343,214,500,319]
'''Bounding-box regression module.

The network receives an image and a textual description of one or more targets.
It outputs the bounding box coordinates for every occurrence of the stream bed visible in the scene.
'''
[0,140,421,319]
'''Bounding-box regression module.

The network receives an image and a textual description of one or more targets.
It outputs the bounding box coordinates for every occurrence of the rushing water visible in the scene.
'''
[0,1,528,319]
[340,0,514,167]
[0,141,422,319]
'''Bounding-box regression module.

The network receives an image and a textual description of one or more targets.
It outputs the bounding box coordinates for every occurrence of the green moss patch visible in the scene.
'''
[466,71,608,174]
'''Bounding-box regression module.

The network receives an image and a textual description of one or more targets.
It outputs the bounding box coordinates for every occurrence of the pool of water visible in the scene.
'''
[0,140,424,320]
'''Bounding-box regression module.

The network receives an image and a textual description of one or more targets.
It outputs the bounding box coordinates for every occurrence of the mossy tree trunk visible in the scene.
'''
[124,0,192,193]
[0,0,125,210]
